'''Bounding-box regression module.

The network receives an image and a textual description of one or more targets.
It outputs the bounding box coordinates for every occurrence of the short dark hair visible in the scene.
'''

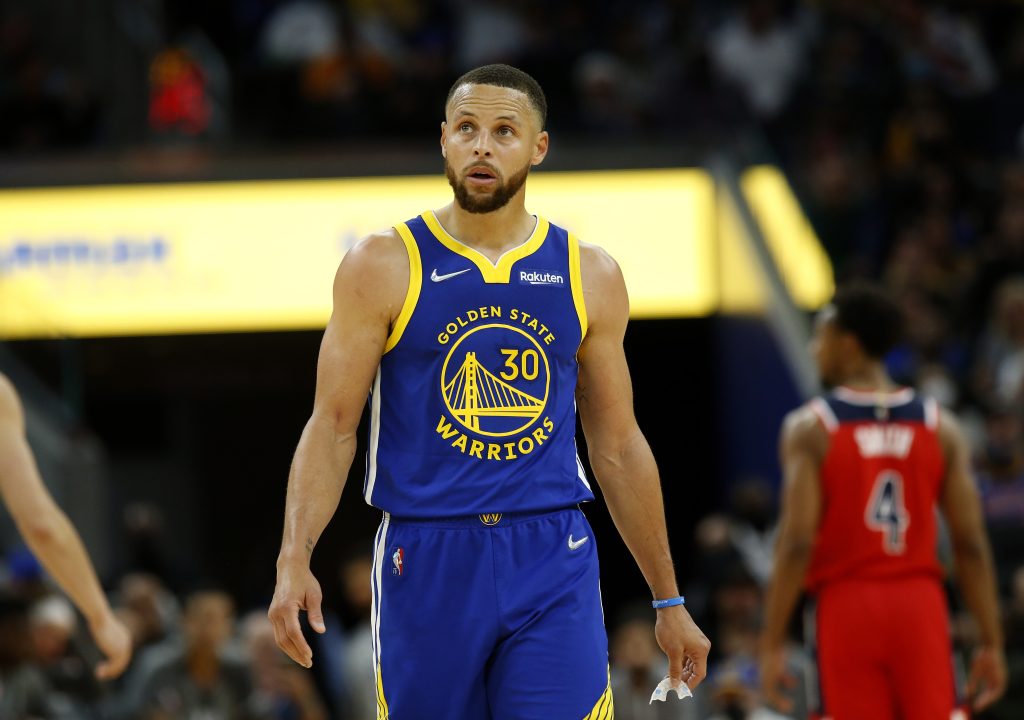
[831,283,904,359]
[446,64,547,128]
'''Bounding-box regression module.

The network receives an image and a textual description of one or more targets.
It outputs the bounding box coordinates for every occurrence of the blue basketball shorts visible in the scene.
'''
[368,507,613,719]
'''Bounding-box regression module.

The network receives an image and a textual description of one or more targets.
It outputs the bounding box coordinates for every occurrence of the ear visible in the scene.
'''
[440,121,448,159]
[531,130,549,167]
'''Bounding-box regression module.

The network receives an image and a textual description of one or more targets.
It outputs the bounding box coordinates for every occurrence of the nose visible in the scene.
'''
[473,132,492,157]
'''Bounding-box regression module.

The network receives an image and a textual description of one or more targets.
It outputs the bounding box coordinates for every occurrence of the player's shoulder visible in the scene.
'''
[343,228,407,270]
[574,240,629,333]
[334,228,407,287]
[781,402,829,454]
[577,240,623,291]
[329,228,411,321]
[782,404,821,436]
[935,404,967,453]
[578,240,618,272]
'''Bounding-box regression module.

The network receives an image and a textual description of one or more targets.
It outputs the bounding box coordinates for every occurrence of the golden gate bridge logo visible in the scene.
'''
[440,324,550,437]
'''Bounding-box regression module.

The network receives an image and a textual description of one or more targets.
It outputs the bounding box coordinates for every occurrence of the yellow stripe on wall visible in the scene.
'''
[740,165,834,310]
[0,167,832,338]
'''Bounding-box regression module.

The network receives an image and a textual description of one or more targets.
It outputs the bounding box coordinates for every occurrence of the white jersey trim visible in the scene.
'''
[924,397,939,430]
[809,397,839,433]
[370,513,390,670]
[364,368,383,503]
[573,403,592,491]
[833,386,915,407]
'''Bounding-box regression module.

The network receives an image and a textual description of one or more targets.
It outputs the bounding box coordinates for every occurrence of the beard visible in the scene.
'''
[446,158,532,214]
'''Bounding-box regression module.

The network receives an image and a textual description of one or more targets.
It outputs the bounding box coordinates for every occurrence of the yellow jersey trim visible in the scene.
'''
[568,233,588,342]
[375,662,389,719]
[384,223,422,353]
[582,667,614,719]
[422,210,549,284]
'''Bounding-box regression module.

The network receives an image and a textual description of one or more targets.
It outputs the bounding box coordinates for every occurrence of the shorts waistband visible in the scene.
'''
[383,506,577,528]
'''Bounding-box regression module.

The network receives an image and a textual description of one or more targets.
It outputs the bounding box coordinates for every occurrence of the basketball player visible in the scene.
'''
[269,64,710,718]
[0,373,131,679]
[759,285,1006,719]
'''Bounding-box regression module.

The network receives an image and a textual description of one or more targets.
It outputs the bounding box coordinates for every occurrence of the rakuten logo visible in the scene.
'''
[519,270,564,287]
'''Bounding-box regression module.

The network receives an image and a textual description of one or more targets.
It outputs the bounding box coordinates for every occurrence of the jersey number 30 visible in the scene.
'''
[865,471,910,555]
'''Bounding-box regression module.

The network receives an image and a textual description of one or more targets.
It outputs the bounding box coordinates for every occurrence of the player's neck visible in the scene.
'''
[838,363,898,393]
[436,197,537,263]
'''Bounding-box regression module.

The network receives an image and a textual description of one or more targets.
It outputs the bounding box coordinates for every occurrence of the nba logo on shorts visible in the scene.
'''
[392,547,404,576]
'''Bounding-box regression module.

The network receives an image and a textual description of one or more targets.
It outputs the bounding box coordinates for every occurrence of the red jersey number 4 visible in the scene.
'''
[865,470,910,555]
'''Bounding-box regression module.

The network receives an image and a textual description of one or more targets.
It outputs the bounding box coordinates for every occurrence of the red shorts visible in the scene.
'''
[813,575,958,720]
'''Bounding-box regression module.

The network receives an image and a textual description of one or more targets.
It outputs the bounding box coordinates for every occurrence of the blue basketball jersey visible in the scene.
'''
[363,210,594,517]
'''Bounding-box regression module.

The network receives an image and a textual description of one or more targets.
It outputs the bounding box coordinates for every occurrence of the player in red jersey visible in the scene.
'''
[759,285,1006,719]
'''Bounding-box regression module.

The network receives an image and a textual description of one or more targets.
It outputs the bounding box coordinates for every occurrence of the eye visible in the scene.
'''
[497,126,514,136]
[459,122,474,132]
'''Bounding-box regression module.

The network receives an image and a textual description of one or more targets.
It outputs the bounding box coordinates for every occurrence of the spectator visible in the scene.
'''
[256,0,354,139]
[573,52,643,135]
[115,572,180,653]
[976,404,1024,528]
[119,502,188,594]
[0,591,66,718]
[122,587,261,720]
[689,478,776,600]
[243,610,327,720]
[452,0,529,71]
[973,277,1024,408]
[887,0,998,99]
[708,0,814,122]
[967,174,1024,338]
[30,594,103,713]
[705,661,789,720]
[336,550,376,720]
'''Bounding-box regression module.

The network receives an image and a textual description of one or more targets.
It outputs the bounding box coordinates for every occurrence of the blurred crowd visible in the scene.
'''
[2,0,1024,718]
[0,0,1013,151]
[0,539,377,720]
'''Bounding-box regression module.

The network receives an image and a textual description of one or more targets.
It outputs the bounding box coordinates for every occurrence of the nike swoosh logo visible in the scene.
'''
[430,268,471,282]
[568,534,589,551]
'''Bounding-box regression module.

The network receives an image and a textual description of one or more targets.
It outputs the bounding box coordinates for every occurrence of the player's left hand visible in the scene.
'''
[655,604,710,690]
[967,644,1007,711]
[757,644,796,714]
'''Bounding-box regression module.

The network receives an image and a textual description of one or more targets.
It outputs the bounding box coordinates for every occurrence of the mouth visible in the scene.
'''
[465,166,498,185]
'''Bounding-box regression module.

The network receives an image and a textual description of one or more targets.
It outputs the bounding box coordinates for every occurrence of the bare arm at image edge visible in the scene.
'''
[0,374,132,679]
[574,243,711,690]
[938,408,1007,711]
[269,231,408,668]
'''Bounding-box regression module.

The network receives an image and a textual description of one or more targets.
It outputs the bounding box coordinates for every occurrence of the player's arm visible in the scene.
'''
[574,243,710,690]
[758,406,825,713]
[938,408,1006,710]
[269,231,408,668]
[0,374,131,679]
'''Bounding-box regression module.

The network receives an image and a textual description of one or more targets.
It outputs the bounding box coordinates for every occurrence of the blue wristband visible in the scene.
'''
[651,596,686,609]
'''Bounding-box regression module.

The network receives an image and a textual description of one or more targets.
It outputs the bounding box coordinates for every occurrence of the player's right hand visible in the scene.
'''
[655,604,711,690]
[269,564,326,668]
[89,612,132,680]
[967,644,1007,711]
